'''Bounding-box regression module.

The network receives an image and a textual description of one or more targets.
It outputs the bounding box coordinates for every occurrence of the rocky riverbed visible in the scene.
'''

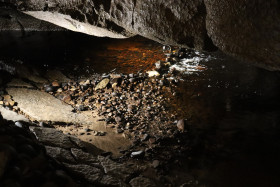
[0,47,202,186]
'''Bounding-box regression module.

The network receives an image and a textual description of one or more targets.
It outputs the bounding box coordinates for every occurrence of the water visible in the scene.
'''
[1,31,280,186]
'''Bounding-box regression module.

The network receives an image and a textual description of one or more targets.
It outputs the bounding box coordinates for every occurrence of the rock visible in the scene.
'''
[152,160,160,168]
[131,150,145,159]
[70,148,99,165]
[63,163,101,183]
[45,146,76,163]
[57,88,63,93]
[98,156,134,181]
[44,85,55,92]
[7,88,96,125]
[14,121,23,128]
[77,105,85,111]
[99,175,122,187]
[177,119,185,132]
[32,127,75,149]
[51,81,60,87]
[0,106,29,122]
[146,71,160,77]
[7,79,34,88]
[129,176,156,187]
[95,78,110,91]
[141,134,149,141]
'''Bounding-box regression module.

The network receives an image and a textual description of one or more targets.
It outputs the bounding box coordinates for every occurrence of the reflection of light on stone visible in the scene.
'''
[24,11,128,38]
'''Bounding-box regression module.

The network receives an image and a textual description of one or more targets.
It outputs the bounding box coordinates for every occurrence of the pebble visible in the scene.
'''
[77,105,85,111]
[152,160,160,168]
[45,86,55,92]
[141,134,149,141]
[52,81,60,87]
[177,119,185,132]
[95,78,110,90]
[131,150,144,158]
[15,121,23,128]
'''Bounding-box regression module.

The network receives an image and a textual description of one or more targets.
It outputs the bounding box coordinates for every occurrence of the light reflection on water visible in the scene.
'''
[0,31,280,186]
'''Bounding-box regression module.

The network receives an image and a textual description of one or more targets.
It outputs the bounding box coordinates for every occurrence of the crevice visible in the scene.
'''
[131,0,137,29]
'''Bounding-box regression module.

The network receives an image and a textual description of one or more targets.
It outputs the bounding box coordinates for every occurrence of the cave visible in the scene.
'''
[0,1,280,187]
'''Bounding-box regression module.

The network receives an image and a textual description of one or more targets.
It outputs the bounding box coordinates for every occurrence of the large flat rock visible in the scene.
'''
[6,88,94,125]
[0,106,30,122]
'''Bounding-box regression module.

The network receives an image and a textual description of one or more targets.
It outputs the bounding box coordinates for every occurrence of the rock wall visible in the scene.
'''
[1,0,280,70]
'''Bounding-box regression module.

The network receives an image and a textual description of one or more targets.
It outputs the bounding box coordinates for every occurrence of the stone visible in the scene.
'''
[52,81,60,87]
[98,156,134,181]
[7,88,96,125]
[63,163,101,183]
[177,119,185,132]
[152,160,160,168]
[44,86,55,92]
[146,71,160,77]
[14,121,23,128]
[45,146,76,163]
[70,148,99,165]
[99,175,122,187]
[32,127,75,149]
[131,150,145,159]
[129,176,156,187]
[0,106,30,122]
[95,78,110,91]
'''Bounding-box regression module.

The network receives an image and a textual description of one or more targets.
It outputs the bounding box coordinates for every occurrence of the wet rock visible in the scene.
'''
[95,78,110,91]
[129,176,156,187]
[63,163,101,183]
[45,146,76,163]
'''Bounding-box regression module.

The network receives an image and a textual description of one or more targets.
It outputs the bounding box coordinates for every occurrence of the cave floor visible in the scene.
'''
[1,32,280,187]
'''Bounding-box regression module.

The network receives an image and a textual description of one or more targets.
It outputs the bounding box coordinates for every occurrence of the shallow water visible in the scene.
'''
[1,31,280,186]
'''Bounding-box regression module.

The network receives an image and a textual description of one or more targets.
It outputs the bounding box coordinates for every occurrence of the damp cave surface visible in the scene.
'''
[0,31,280,187]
